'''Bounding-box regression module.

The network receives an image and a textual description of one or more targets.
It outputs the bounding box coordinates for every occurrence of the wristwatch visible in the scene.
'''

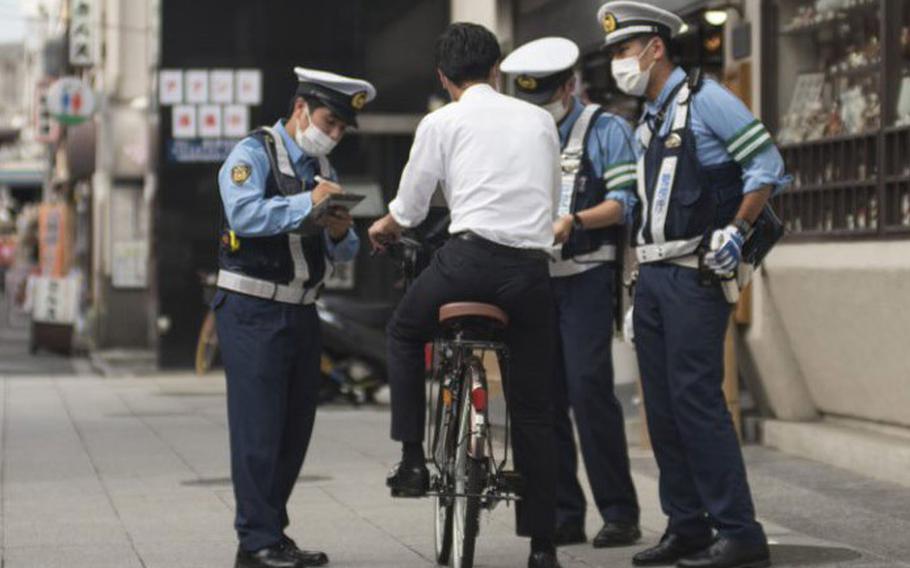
[572,213,585,231]
[732,218,751,237]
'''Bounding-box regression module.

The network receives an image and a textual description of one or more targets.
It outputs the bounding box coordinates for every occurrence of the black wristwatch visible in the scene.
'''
[572,213,585,231]
[732,218,751,237]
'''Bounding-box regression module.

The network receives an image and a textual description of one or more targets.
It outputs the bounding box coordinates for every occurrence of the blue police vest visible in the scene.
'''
[218,129,327,289]
[634,76,743,261]
[560,106,620,261]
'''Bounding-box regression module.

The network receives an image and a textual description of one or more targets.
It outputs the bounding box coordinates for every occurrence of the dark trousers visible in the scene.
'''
[552,264,639,527]
[387,237,557,538]
[633,264,765,544]
[213,289,322,552]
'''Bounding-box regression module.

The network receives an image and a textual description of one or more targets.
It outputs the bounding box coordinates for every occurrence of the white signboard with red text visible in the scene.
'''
[159,68,261,148]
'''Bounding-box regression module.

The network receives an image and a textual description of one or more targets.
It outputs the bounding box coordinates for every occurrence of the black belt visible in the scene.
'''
[455,232,550,261]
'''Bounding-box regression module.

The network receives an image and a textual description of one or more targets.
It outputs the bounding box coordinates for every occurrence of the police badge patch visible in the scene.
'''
[231,163,251,184]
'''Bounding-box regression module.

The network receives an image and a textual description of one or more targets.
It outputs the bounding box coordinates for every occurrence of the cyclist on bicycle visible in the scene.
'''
[368,22,563,568]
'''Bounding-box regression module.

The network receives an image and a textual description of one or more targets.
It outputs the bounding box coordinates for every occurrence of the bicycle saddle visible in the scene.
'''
[439,302,509,328]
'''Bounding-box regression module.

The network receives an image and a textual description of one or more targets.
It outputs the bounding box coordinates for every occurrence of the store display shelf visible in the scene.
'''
[828,64,880,80]
[780,132,878,150]
[789,180,878,193]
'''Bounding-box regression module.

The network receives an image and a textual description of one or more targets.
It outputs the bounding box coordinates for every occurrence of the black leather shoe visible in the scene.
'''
[554,521,586,546]
[280,536,329,567]
[593,521,642,548]
[386,461,429,497]
[677,537,770,568]
[235,544,303,568]
[528,551,563,568]
[632,534,712,566]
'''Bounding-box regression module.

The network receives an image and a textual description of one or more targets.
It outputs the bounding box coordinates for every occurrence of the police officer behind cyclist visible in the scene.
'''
[369,22,565,568]
[596,2,790,568]
[501,37,642,550]
[214,68,374,568]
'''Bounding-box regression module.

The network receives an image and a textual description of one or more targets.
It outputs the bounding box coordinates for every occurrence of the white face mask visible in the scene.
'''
[542,98,569,123]
[294,107,338,157]
[611,39,656,97]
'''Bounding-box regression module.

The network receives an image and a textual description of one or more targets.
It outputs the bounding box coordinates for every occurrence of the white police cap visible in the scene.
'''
[596,1,685,48]
[500,37,580,104]
[293,67,377,126]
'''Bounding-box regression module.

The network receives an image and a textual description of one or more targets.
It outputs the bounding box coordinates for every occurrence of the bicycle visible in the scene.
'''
[387,237,522,568]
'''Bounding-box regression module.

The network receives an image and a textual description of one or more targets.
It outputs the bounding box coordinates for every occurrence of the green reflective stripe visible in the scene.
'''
[607,172,638,189]
[603,162,637,181]
[734,133,773,165]
[726,120,766,154]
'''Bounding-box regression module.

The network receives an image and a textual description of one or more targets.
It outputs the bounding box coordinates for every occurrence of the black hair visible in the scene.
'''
[435,22,501,87]
[286,95,326,119]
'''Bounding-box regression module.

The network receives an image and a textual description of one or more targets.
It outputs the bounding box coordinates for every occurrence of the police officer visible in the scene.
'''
[501,37,641,549]
[596,2,790,567]
[214,67,374,568]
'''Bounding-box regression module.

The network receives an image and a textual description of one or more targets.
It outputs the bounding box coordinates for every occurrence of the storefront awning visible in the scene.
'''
[0,160,47,188]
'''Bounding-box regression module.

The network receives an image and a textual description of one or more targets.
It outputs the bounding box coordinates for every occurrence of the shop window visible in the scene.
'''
[767,0,910,239]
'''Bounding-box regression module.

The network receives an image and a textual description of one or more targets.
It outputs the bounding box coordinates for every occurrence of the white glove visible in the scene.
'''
[704,224,745,276]
[623,307,635,344]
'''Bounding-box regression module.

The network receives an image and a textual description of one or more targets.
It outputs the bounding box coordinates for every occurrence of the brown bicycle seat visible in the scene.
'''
[439,302,509,328]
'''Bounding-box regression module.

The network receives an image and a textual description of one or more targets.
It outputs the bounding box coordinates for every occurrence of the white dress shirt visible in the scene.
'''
[388,83,561,250]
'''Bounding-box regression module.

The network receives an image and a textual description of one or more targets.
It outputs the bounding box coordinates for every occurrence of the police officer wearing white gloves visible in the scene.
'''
[215,67,374,568]
[501,37,642,550]
[596,2,790,567]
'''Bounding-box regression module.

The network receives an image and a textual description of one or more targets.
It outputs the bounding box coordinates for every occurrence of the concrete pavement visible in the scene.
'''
[0,373,908,568]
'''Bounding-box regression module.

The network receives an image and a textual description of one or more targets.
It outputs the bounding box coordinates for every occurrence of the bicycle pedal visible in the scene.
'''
[497,470,525,494]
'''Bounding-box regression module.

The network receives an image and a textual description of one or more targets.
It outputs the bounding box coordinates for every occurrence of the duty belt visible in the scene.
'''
[217,270,320,305]
[635,237,701,264]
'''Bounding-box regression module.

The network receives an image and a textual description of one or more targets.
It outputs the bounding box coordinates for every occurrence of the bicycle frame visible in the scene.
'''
[426,332,515,504]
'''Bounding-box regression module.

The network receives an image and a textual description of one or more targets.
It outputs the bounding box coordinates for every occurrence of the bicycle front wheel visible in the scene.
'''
[450,384,483,568]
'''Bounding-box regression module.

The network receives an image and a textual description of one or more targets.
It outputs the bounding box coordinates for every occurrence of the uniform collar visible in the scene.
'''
[274,119,307,164]
[643,67,686,118]
[557,97,584,146]
[459,83,496,101]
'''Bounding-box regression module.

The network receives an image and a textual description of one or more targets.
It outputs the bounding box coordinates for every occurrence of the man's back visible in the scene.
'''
[389,83,560,249]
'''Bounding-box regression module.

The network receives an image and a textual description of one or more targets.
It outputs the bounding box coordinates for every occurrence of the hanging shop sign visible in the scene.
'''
[47,77,96,126]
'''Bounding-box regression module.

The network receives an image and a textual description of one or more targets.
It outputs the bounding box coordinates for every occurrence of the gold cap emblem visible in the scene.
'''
[351,91,368,111]
[602,12,618,34]
[516,75,539,91]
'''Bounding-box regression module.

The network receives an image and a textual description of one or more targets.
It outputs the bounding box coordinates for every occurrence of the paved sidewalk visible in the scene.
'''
[0,374,908,568]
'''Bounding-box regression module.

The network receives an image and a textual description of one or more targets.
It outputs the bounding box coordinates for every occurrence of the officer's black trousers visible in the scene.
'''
[386,237,557,539]
[552,264,639,527]
[214,290,322,552]
[633,264,765,544]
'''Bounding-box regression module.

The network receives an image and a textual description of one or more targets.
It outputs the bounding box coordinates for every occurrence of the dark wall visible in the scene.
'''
[156,0,449,368]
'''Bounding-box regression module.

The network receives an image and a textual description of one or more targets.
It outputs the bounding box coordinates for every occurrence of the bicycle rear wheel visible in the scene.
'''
[433,378,455,565]
[450,380,484,568]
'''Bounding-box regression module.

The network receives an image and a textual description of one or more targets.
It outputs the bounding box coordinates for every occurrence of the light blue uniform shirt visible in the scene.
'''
[558,97,637,221]
[217,120,359,262]
[629,68,791,223]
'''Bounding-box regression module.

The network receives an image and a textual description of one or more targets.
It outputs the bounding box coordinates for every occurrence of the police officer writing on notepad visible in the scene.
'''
[369,22,564,568]
[501,37,642,550]
[213,67,374,568]
[596,2,790,568]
